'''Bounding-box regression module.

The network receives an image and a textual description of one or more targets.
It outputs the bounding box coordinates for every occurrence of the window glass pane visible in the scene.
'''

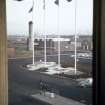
[7,0,93,105]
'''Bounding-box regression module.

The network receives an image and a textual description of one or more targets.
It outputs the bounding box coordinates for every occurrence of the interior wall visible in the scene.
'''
[100,0,105,104]
[0,0,8,105]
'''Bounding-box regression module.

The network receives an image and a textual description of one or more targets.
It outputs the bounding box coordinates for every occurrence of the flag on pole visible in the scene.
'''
[29,6,33,13]
[14,0,24,1]
[66,0,72,2]
[54,0,59,6]
[43,0,45,10]
[54,0,72,5]
[29,1,34,13]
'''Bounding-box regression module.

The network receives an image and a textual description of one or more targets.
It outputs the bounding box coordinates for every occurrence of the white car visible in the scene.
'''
[78,78,93,87]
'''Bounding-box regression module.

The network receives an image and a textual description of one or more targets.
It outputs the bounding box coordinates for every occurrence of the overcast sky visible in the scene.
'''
[6,0,93,36]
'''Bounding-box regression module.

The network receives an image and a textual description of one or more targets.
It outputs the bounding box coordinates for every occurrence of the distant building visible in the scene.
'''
[33,35,92,52]
[27,21,33,51]
[7,35,93,53]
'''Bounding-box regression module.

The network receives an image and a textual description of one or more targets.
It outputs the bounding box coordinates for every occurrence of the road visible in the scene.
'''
[8,55,92,105]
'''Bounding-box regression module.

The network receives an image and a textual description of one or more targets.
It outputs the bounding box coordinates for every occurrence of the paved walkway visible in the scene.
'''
[64,70,84,75]
[31,92,85,105]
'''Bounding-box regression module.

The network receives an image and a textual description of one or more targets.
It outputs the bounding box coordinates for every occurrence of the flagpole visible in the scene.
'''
[43,0,47,65]
[32,0,35,65]
[57,0,60,69]
[74,0,77,75]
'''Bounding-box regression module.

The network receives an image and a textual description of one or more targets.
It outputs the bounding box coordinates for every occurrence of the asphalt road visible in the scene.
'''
[8,55,92,105]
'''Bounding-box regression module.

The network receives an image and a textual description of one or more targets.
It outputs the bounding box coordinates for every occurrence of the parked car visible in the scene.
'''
[78,78,93,87]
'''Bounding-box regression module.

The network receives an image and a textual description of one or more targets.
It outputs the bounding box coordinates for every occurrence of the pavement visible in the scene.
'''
[31,92,85,105]
[8,56,92,105]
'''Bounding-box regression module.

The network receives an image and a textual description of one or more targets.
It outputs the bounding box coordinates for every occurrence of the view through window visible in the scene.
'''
[7,0,93,105]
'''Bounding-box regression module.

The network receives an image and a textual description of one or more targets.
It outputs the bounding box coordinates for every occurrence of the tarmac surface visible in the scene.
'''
[8,55,92,105]
[31,92,86,105]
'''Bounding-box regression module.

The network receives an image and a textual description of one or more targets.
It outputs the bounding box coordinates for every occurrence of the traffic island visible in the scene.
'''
[25,62,57,71]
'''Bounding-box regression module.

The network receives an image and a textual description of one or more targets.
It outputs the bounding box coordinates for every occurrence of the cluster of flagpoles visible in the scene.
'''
[15,0,77,75]
[43,0,77,74]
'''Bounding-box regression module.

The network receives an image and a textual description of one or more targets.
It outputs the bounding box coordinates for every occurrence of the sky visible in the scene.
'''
[6,0,93,36]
